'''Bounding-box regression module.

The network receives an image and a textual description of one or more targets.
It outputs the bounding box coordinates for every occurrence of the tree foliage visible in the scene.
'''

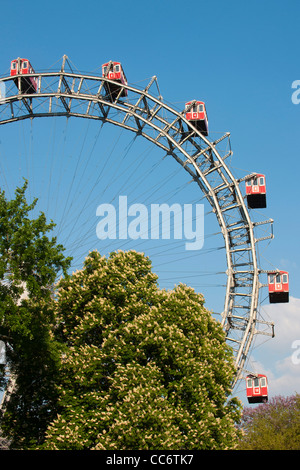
[41,250,241,450]
[0,182,71,448]
[238,394,300,450]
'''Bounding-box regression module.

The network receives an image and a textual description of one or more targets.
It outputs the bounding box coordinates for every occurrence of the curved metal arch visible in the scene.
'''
[0,63,271,386]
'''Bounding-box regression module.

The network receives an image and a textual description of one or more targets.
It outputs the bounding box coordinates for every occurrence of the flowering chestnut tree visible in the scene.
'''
[42,250,241,450]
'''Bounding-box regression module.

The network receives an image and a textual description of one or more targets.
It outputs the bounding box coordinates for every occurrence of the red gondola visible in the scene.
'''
[246,374,268,404]
[102,61,128,101]
[268,271,289,303]
[10,58,37,94]
[245,174,266,208]
[185,100,209,136]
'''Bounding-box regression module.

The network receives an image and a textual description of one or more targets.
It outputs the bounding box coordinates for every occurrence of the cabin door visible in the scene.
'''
[253,378,260,395]
[275,274,282,291]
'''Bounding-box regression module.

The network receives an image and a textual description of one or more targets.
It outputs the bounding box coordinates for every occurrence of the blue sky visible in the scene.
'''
[1,0,300,406]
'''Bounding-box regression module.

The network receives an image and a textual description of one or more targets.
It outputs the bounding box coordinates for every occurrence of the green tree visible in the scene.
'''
[42,250,241,450]
[238,394,300,450]
[0,181,71,449]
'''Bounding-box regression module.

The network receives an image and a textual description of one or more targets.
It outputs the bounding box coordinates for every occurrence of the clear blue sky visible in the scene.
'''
[0,0,300,405]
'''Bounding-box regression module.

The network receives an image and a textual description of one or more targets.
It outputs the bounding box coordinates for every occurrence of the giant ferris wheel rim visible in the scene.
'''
[0,58,273,388]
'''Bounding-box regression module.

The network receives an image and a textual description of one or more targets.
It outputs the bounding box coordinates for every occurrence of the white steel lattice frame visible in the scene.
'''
[0,58,274,387]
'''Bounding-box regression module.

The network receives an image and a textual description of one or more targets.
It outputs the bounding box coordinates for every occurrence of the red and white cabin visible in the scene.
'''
[268,271,289,303]
[102,61,127,100]
[245,174,266,208]
[10,58,37,94]
[185,101,208,136]
[246,374,268,404]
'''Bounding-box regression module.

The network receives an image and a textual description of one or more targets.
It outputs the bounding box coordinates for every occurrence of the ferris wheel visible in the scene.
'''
[0,55,289,401]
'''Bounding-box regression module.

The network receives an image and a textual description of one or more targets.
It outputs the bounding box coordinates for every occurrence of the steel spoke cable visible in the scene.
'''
[55,118,94,238]
[56,122,105,244]
[60,131,156,253]
[63,136,187,257]
[54,119,115,244]
[65,145,224,270]
[91,152,207,255]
